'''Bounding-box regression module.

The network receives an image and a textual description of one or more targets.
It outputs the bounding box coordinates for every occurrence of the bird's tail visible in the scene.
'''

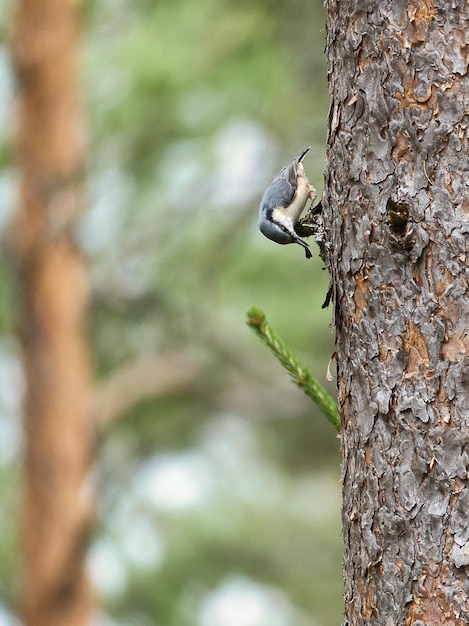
[296,146,311,163]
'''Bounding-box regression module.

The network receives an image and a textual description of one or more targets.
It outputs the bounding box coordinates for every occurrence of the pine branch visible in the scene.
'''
[246,307,340,432]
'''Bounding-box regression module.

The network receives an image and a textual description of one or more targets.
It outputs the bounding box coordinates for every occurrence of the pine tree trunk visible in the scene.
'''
[325,2,469,624]
[11,2,94,625]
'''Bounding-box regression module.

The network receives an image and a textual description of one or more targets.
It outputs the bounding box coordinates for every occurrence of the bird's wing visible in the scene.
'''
[260,175,296,212]
[284,160,299,190]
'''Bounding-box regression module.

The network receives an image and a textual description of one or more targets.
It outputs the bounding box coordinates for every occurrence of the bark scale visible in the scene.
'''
[11,2,94,625]
[325,1,469,624]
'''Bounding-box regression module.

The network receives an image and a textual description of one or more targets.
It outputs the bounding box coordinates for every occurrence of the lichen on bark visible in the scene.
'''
[324,1,469,624]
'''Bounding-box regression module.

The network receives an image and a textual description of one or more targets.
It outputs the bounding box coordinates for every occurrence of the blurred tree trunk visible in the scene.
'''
[11,2,94,625]
[325,2,469,624]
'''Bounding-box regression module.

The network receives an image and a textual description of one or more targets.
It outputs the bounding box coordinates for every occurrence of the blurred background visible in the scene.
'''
[0,0,342,625]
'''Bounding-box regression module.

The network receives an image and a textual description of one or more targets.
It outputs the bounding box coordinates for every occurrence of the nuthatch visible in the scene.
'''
[258,147,317,258]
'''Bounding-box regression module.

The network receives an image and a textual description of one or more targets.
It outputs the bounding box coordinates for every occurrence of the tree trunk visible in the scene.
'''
[325,1,469,624]
[11,2,94,625]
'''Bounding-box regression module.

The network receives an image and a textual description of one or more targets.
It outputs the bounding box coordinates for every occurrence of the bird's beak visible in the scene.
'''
[292,232,312,258]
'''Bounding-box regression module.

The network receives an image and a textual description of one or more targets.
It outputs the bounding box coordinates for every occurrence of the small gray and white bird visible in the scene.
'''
[258,147,317,258]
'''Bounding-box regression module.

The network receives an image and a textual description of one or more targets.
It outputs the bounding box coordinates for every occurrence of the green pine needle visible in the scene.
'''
[246,307,340,432]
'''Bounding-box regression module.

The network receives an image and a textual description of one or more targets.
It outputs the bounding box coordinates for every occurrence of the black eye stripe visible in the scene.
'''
[273,217,288,232]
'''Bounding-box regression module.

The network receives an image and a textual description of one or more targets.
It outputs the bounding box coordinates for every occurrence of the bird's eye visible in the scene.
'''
[279,224,293,238]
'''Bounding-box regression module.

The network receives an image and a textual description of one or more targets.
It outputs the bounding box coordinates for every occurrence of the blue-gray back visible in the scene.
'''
[260,161,298,214]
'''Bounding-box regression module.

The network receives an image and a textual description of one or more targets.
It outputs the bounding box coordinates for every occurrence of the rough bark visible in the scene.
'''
[324,1,469,624]
[11,1,94,625]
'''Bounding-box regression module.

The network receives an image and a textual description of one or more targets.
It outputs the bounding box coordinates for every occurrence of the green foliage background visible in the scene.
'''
[0,0,342,624]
